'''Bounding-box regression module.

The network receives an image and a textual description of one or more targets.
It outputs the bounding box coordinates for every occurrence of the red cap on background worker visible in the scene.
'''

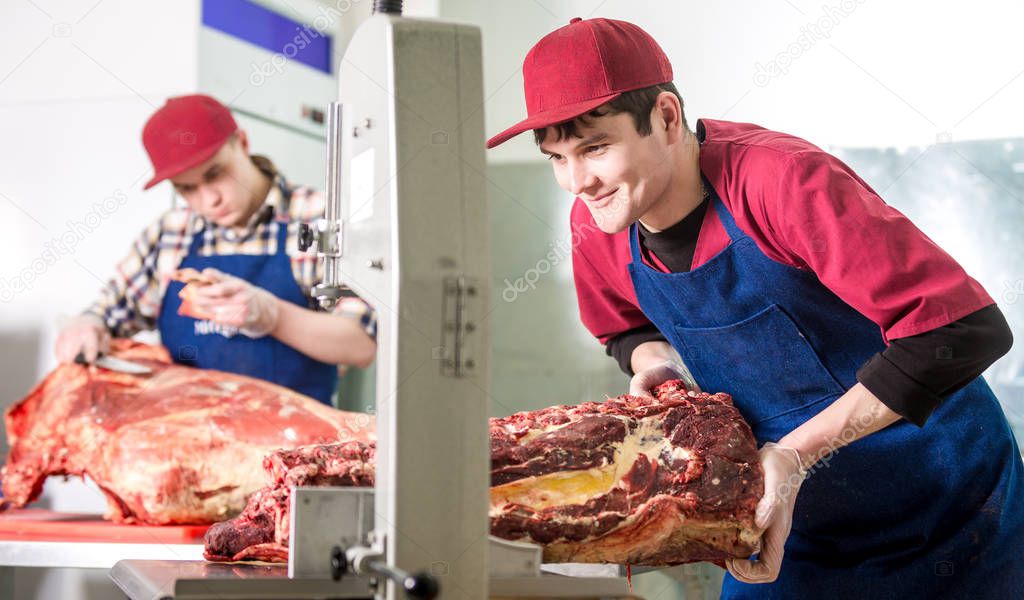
[141,94,239,190]
[486,16,1024,597]
[55,94,377,405]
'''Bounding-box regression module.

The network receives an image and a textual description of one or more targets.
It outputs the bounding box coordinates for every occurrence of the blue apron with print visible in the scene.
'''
[627,186,1024,598]
[158,202,338,405]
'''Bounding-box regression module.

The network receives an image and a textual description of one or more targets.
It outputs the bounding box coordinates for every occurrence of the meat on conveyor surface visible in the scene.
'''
[205,380,763,566]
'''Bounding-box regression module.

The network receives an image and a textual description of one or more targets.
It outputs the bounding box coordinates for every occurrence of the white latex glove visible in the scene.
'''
[55,314,110,363]
[189,268,281,338]
[628,359,701,397]
[726,442,808,584]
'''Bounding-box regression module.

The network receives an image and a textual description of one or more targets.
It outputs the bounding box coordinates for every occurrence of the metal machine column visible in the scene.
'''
[332,12,490,600]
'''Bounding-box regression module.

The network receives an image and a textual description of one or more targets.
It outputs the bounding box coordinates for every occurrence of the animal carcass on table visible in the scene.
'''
[205,381,764,566]
[1,340,374,524]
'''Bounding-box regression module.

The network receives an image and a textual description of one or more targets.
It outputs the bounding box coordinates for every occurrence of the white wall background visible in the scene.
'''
[443,0,1024,164]
[0,0,200,362]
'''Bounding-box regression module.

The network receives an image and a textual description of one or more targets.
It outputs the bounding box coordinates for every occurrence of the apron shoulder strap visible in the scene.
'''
[706,181,747,242]
[628,222,643,263]
[185,213,208,256]
[274,217,291,256]
[275,177,295,217]
[273,177,296,256]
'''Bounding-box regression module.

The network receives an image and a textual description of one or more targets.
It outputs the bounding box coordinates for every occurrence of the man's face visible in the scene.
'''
[170,135,255,228]
[539,109,673,234]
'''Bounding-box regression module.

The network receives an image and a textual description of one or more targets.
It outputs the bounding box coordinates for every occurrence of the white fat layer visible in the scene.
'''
[489,416,694,516]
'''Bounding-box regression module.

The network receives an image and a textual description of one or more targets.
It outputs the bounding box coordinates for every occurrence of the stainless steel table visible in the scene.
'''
[0,539,204,568]
[110,560,376,600]
[110,559,639,600]
[0,534,204,598]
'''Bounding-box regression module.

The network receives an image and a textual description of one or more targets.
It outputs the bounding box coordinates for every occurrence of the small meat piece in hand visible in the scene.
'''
[172,267,219,320]
[176,268,281,337]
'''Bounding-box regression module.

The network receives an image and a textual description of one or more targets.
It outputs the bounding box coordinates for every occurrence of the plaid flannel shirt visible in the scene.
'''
[86,156,377,342]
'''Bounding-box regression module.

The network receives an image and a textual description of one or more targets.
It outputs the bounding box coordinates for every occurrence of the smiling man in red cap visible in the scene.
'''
[488,17,1023,597]
[55,94,376,405]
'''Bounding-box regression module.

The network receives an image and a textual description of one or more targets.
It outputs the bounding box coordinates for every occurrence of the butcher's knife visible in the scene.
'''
[74,352,152,375]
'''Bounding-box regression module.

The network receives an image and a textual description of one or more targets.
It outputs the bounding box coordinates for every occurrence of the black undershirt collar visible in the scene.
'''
[637,198,709,273]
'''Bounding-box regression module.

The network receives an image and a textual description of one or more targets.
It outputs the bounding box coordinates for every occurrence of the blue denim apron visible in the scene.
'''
[627,186,1024,598]
[158,190,338,405]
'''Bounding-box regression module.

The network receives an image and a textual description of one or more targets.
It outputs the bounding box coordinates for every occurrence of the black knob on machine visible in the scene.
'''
[329,545,347,581]
[402,571,439,599]
[298,223,315,251]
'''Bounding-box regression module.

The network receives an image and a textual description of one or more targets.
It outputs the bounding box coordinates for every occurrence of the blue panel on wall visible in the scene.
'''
[202,0,332,74]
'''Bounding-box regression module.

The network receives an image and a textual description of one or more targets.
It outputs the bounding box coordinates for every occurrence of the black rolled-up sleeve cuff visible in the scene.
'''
[606,326,668,376]
[856,352,943,427]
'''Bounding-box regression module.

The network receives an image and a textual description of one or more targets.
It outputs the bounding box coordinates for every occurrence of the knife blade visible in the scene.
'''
[74,352,152,375]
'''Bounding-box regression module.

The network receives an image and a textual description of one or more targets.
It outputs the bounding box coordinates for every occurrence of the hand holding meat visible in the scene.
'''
[55,314,110,363]
[187,268,281,337]
[629,359,700,396]
[727,442,807,583]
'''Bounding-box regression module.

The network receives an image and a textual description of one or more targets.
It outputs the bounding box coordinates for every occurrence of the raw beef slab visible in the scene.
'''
[204,441,375,562]
[1,340,374,524]
[206,381,762,566]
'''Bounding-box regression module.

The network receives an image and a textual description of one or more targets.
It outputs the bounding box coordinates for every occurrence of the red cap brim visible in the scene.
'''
[486,92,622,149]
[142,139,227,190]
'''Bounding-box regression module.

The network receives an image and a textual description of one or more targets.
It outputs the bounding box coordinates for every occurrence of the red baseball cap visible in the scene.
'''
[142,94,239,190]
[486,17,673,149]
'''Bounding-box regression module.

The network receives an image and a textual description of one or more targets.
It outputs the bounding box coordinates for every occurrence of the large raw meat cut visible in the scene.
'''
[1,340,374,524]
[204,441,375,562]
[205,381,763,566]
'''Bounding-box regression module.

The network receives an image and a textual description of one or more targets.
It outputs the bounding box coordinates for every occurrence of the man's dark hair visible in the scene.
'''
[533,82,686,145]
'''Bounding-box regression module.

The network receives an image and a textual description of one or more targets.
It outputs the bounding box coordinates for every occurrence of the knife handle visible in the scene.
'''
[74,351,104,365]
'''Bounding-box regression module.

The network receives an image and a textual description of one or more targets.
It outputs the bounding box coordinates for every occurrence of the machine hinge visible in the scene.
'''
[440,276,479,378]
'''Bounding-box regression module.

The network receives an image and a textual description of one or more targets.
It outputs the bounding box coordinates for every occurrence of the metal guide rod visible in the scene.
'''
[322,101,343,288]
[299,102,346,309]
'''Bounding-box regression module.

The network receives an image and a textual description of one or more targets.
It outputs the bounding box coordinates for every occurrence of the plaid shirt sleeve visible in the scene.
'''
[334,296,378,339]
[84,213,174,337]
